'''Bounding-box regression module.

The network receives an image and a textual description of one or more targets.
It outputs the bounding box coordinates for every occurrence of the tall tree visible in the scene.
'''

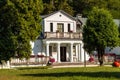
[83,7,119,66]
[42,0,74,15]
[71,0,120,18]
[71,0,90,16]
[0,0,43,63]
[57,0,74,15]
[107,0,120,19]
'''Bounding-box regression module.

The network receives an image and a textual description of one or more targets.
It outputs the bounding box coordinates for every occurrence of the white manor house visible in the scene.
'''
[30,10,89,63]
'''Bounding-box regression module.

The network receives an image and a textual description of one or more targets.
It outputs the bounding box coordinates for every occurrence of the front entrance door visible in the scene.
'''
[60,47,66,62]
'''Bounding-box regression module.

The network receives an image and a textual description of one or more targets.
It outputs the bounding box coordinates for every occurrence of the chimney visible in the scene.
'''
[76,14,82,19]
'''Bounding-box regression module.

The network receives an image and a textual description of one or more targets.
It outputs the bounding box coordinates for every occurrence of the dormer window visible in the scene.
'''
[50,23,53,32]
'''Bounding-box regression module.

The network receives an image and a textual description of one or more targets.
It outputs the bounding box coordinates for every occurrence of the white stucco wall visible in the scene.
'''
[30,40,45,55]
[80,44,89,62]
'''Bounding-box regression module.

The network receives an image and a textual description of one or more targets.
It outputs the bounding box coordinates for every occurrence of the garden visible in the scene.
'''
[0,66,120,80]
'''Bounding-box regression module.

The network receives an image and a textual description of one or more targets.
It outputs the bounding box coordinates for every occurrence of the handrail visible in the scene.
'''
[44,32,82,39]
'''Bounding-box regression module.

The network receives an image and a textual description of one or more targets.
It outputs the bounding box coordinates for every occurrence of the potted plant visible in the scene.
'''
[56,30,59,38]
[69,30,73,33]
[69,30,73,38]
[56,30,59,33]
[49,57,55,64]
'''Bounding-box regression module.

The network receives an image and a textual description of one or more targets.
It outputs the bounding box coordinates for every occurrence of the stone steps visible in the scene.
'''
[52,62,85,66]
[51,61,98,66]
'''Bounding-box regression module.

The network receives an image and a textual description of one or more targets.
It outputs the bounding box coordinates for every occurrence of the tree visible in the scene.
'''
[83,7,119,66]
[71,0,91,17]
[0,0,43,64]
[57,0,74,15]
[42,0,74,16]
[107,0,120,19]
[71,0,120,18]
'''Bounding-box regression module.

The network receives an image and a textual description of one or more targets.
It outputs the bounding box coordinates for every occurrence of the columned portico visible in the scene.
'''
[43,40,88,63]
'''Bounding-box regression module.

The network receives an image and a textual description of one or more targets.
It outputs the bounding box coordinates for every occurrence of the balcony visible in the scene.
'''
[44,32,82,39]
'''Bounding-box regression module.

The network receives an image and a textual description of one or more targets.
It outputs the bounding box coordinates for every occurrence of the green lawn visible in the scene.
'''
[0,66,120,80]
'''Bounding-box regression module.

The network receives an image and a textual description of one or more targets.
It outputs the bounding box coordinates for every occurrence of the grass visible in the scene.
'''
[0,66,120,80]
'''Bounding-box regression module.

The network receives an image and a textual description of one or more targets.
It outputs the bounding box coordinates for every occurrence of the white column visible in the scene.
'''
[57,43,61,62]
[76,44,79,62]
[81,43,84,62]
[7,61,10,68]
[70,43,73,62]
[77,44,80,61]
[46,43,49,57]
[80,44,82,61]
[76,45,78,62]
[78,44,81,62]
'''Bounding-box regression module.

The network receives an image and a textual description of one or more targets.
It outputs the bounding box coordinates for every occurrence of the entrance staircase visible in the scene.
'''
[51,62,99,68]
[52,62,96,66]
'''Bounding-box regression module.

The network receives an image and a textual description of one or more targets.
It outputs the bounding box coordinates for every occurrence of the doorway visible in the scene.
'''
[57,23,64,32]
[60,47,66,62]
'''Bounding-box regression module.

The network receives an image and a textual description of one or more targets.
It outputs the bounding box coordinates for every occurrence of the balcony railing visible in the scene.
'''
[44,32,82,39]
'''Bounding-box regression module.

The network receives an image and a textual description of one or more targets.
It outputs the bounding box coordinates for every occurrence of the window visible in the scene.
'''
[57,23,64,32]
[68,24,70,32]
[50,23,53,32]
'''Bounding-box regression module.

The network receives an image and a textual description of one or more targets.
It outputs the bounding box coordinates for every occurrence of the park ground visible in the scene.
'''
[0,66,120,80]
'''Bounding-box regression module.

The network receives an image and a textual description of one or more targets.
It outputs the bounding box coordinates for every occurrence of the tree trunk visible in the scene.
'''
[97,48,104,66]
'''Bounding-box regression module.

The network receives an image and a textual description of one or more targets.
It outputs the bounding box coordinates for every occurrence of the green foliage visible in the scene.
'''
[107,0,120,19]
[0,0,43,63]
[83,7,119,65]
[57,0,74,15]
[42,0,74,15]
[71,0,120,19]
[83,7,119,53]
[42,0,120,18]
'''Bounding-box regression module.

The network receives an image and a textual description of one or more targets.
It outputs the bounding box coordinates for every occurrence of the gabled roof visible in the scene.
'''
[41,10,76,21]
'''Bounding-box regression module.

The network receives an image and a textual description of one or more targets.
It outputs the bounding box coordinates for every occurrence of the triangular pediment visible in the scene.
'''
[42,10,76,21]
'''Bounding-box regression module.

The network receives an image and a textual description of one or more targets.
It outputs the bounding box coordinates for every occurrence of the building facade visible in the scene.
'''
[30,10,89,63]
[30,10,120,63]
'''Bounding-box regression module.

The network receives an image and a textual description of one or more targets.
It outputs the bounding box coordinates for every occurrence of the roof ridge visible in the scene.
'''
[42,10,76,21]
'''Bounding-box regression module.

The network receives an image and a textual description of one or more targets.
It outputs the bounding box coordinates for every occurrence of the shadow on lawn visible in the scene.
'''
[21,71,120,79]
